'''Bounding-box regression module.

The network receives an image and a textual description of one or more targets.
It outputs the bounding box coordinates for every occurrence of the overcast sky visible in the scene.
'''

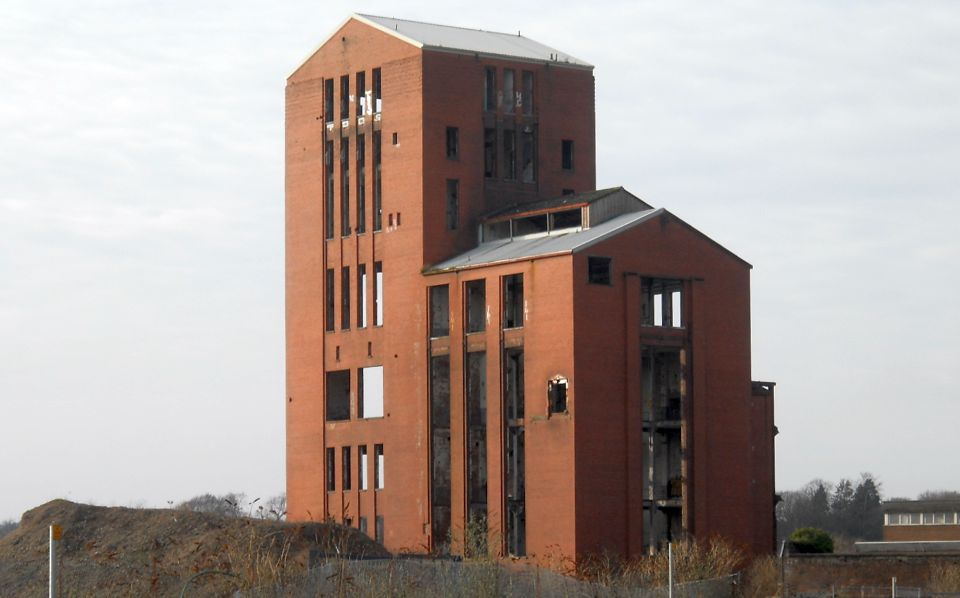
[2,0,958,522]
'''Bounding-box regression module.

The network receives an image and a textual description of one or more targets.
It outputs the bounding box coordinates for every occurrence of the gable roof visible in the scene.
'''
[356,14,592,68]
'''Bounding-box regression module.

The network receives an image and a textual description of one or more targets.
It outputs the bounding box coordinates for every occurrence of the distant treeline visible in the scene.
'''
[777,473,882,542]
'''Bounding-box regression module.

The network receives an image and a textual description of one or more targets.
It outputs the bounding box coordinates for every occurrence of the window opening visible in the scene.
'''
[356,134,366,233]
[324,140,335,239]
[548,377,568,414]
[340,267,350,330]
[375,444,384,489]
[484,67,496,111]
[359,445,368,491]
[503,69,515,114]
[551,208,581,230]
[503,129,516,179]
[376,515,384,543]
[340,75,349,121]
[513,214,548,237]
[324,79,334,123]
[325,370,350,421]
[340,138,350,235]
[372,68,382,113]
[521,128,536,183]
[392,132,398,145]
[642,279,684,328]
[504,348,526,556]
[373,131,382,231]
[521,71,534,115]
[446,126,459,159]
[356,71,366,118]
[325,268,335,332]
[430,354,452,553]
[374,261,383,325]
[561,139,574,171]
[466,351,488,526]
[358,264,368,328]
[587,257,612,285]
[465,280,486,333]
[359,516,368,535]
[342,446,352,490]
[561,188,575,196]
[446,179,459,231]
[483,128,497,178]
[358,365,384,418]
[326,448,336,491]
[502,274,524,329]
[429,285,450,338]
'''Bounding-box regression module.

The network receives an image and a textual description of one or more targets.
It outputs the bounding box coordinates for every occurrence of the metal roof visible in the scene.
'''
[356,14,593,68]
[482,187,645,221]
[426,208,662,273]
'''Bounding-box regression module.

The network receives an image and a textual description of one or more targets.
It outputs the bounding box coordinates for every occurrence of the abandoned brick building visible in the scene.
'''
[285,14,777,559]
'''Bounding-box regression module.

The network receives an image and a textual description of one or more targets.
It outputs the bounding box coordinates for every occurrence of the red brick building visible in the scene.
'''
[285,14,776,560]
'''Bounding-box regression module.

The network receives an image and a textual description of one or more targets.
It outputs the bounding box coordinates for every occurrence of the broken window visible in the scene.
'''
[430,355,452,552]
[324,78,334,123]
[483,220,511,242]
[521,128,536,183]
[561,139,574,171]
[465,279,486,333]
[503,129,516,179]
[513,214,548,237]
[342,446,352,490]
[484,66,496,111]
[429,285,450,338]
[504,348,526,556]
[325,370,350,421]
[642,278,684,328]
[588,257,612,285]
[325,268,335,332]
[340,267,350,330]
[324,140,334,239]
[503,69,515,114]
[373,131,382,231]
[340,139,350,235]
[561,188,575,196]
[358,365,384,418]
[521,71,534,115]
[359,445,368,490]
[445,179,459,230]
[483,128,497,178]
[374,261,383,325]
[359,516,368,535]
[376,515,384,543]
[446,126,458,159]
[372,68,382,113]
[551,208,581,230]
[355,71,366,118]
[326,447,336,491]
[357,264,368,328]
[356,134,366,233]
[466,351,487,523]
[502,274,524,329]
[375,444,384,489]
[340,75,349,121]
[548,377,568,414]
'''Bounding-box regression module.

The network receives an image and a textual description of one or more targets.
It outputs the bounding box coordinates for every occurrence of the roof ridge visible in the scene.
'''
[357,13,527,40]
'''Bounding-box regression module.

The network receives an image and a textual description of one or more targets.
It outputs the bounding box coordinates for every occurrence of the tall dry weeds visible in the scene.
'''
[930,562,960,592]
[738,555,780,598]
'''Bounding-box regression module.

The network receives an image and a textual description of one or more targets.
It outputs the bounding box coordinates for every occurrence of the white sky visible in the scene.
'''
[2,0,958,521]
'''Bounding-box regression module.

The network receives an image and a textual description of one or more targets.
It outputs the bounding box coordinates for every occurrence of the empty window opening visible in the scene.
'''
[359,516,368,535]
[502,274,524,329]
[392,132,398,145]
[513,214,548,237]
[548,377,568,414]
[483,220,511,243]
[503,129,516,180]
[465,279,486,333]
[446,126,459,159]
[357,265,368,328]
[324,79,334,123]
[340,138,350,236]
[358,365,384,418]
[483,128,497,178]
[373,131,382,231]
[446,179,459,231]
[359,445,368,491]
[521,128,536,183]
[342,446,352,490]
[325,268,335,332]
[466,351,488,525]
[340,267,351,330]
[355,71,366,118]
[521,71,534,115]
[376,515,384,544]
[374,262,383,325]
[429,285,450,338]
[340,75,349,120]
[504,348,526,556]
[561,139,574,171]
[642,279,684,328]
[588,257,612,285]
[325,370,350,421]
[324,140,335,239]
[551,208,582,230]
[430,355,452,553]
[372,67,382,112]
[561,188,575,196]
[503,69,515,114]
[375,444,384,490]
[356,134,366,233]
[484,66,496,111]
[326,447,336,491]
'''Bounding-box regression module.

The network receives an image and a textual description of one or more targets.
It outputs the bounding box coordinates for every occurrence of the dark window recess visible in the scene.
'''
[503,69,515,114]
[429,285,450,338]
[548,377,568,414]
[465,351,487,526]
[374,261,383,326]
[521,128,536,183]
[324,140,335,239]
[376,515,384,543]
[503,274,524,329]
[359,445,368,490]
[374,444,384,489]
[324,79,334,123]
[359,516,368,535]
[503,129,516,180]
[522,71,534,115]
[484,66,496,111]
[341,267,351,330]
[446,179,459,231]
[357,264,367,328]
[561,188,575,196]
[340,138,350,236]
[587,257,612,285]
[504,348,526,556]
[372,67,382,112]
[342,446,352,490]
[483,128,497,178]
[356,134,366,234]
[513,214,548,236]
[356,71,366,117]
[446,126,459,159]
[373,131,382,231]
[561,139,574,171]
[552,208,582,229]
[340,75,349,120]
[642,278,684,328]
[465,280,486,333]
[392,132,398,145]
[325,268,335,332]
[429,355,452,553]
[326,370,350,421]
[326,448,336,491]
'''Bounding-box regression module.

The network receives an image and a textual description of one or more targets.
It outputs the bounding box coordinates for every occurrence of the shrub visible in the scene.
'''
[789,527,833,553]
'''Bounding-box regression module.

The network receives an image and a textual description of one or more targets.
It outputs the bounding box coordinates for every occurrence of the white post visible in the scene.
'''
[891,576,896,598]
[49,524,61,598]
[668,542,674,598]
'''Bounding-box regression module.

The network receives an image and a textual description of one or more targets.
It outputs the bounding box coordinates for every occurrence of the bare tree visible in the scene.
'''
[0,519,16,539]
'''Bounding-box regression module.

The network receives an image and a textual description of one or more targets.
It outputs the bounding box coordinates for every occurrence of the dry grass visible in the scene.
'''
[930,562,960,592]
[577,537,743,588]
[738,555,780,598]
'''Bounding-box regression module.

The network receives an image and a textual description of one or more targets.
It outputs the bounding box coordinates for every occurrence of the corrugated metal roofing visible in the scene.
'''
[357,14,593,68]
[426,208,662,273]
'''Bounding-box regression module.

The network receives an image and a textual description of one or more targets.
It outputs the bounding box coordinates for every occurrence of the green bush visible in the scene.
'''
[789,527,834,553]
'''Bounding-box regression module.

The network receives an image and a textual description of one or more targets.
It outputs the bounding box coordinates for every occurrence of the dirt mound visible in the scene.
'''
[0,499,387,596]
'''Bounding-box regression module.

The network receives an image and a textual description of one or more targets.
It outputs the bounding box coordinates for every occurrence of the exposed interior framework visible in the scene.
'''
[430,355,452,552]
[504,347,526,556]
